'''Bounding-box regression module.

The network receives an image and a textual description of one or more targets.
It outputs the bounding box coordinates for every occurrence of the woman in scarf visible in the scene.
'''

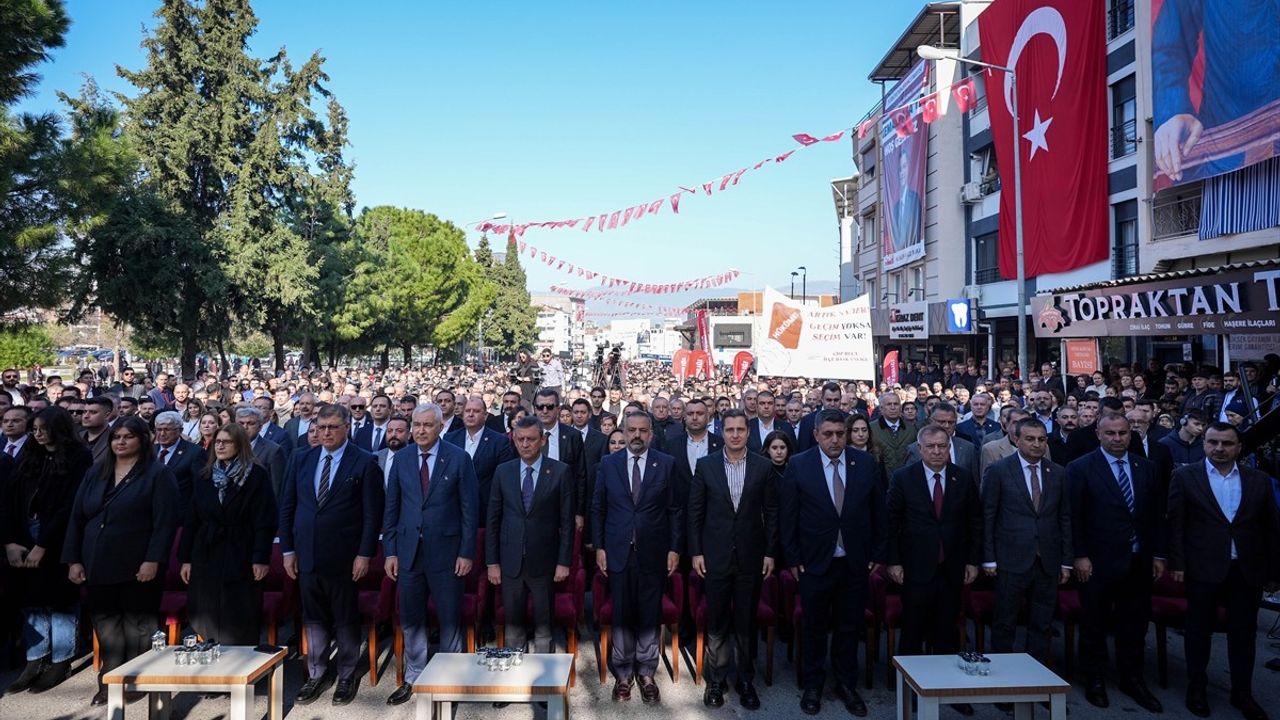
[177,423,276,645]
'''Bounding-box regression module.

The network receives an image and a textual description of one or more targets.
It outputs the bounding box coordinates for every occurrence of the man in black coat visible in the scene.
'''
[688,409,776,710]
[1168,423,1280,720]
[887,425,981,678]
[151,411,207,511]
[1067,414,1165,713]
[794,382,844,453]
[746,391,793,454]
[568,399,609,541]
[444,396,515,529]
[533,389,587,530]
[486,417,574,654]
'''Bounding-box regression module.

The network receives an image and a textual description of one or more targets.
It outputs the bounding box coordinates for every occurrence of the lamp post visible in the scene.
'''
[917,45,1027,381]
[796,266,807,305]
[790,271,798,300]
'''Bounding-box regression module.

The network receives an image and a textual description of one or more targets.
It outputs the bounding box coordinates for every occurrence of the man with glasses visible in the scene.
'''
[348,397,369,433]
[538,350,565,398]
[534,389,587,530]
[152,410,207,508]
[280,404,384,706]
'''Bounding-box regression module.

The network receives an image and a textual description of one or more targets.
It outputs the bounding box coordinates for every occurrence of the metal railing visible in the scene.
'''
[1111,118,1137,158]
[1152,188,1203,240]
[974,266,1002,284]
[1108,0,1135,40]
[1112,235,1139,278]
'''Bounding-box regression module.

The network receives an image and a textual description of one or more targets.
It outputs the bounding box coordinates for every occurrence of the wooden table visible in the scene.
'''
[102,645,285,720]
[893,653,1069,720]
[413,653,573,720]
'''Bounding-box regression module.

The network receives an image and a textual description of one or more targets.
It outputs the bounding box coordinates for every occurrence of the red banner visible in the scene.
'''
[672,349,691,383]
[690,350,712,380]
[978,0,1110,279]
[882,350,899,386]
[733,351,754,383]
[695,310,711,351]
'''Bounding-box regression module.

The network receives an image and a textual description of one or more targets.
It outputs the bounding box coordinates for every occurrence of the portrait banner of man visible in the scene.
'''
[880,60,928,271]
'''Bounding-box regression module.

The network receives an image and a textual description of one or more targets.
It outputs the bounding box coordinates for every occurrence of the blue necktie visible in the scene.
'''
[1114,459,1135,513]
[522,466,535,514]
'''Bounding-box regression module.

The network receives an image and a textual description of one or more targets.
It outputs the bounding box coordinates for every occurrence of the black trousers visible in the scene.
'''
[798,559,867,691]
[188,568,263,646]
[703,567,762,684]
[88,580,163,682]
[501,571,554,653]
[992,560,1058,662]
[1079,555,1152,682]
[1185,562,1261,696]
[299,572,360,681]
[899,568,962,657]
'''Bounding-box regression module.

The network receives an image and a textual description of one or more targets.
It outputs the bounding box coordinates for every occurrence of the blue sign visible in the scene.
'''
[945,299,973,334]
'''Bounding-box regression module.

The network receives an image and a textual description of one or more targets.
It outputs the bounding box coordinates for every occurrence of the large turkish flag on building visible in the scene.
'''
[978,0,1109,279]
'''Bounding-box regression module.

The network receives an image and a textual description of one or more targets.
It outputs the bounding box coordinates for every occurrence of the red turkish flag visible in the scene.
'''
[920,92,942,123]
[951,77,977,112]
[856,118,876,139]
[792,133,820,146]
[890,107,916,137]
[978,0,1109,279]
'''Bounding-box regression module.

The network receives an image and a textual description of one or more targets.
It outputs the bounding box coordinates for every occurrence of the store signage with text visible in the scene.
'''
[888,301,929,340]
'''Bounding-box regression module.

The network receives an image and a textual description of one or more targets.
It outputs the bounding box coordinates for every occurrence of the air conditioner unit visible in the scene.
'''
[960,182,983,203]
[961,285,981,299]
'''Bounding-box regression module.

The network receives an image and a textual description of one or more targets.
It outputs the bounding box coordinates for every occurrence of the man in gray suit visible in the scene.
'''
[979,407,1030,479]
[237,406,287,496]
[981,418,1072,663]
[905,403,981,481]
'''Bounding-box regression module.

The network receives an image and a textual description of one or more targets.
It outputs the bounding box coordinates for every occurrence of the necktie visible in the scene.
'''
[1029,464,1042,511]
[631,455,643,503]
[5,443,15,457]
[373,427,383,448]
[157,447,169,464]
[317,454,332,504]
[543,431,551,458]
[933,472,945,562]
[419,452,431,498]
[830,458,845,553]
[522,466,535,513]
[1115,459,1135,513]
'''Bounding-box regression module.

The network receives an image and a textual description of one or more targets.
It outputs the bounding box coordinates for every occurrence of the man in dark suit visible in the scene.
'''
[486,417,574,654]
[252,395,291,450]
[1046,405,1077,466]
[746,391,793,454]
[533,389,587,530]
[435,389,463,436]
[887,424,981,707]
[955,392,1001,449]
[688,409,776,710]
[152,411,207,510]
[780,410,886,717]
[569,398,609,540]
[905,403,981,482]
[1064,396,1143,463]
[382,402,478,706]
[283,392,318,447]
[668,398,724,506]
[591,412,682,704]
[373,417,409,486]
[795,382,844,454]
[278,404,384,706]
[444,396,514,529]
[1169,423,1280,720]
[237,406,287,496]
[981,418,1072,664]
[352,394,393,452]
[1067,414,1165,712]
[486,390,521,434]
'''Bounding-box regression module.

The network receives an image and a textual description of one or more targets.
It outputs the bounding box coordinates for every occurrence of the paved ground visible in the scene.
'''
[1,610,1277,719]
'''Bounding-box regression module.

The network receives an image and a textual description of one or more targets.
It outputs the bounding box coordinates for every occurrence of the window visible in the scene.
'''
[891,272,905,303]
[860,148,877,184]
[1111,76,1137,158]
[910,265,924,299]
[861,211,876,249]
[1113,200,1138,278]
[865,277,877,307]
[973,146,1000,194]
[1108,0,1135,39]
[973,232,1001,284]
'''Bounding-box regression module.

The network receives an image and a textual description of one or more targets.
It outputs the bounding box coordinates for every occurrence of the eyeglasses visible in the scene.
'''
[535,404,557,411]
[213,438,234,446]
[350,404,366,409]
[69,409,85,415]
[314,424,344,433]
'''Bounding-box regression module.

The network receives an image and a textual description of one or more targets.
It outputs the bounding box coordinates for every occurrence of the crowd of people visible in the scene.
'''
[0,353,1277,718]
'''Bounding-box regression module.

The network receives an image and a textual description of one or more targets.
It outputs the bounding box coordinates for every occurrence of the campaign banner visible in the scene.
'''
[880,60,928,271]
[1063,339,1100,375]
[672,348,691,383]
[757,286,875,380]
[1151,0,1280,188]
[888,301,929,340]
[882,350,900,386]
[695,310,711,350]
[733,351,754,382]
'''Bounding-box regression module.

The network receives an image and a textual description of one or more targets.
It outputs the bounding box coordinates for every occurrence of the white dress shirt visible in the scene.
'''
[685,434,709,473]
[544,423,561,461]
[3,434,28,457]
[464,429,483,458]
[1204,459,1241,559]
[314,441,349,495]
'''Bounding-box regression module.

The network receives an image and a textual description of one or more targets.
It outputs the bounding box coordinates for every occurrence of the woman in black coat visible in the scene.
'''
[2,407,92,693]
[63,415,179,706]
[178,422,276,646]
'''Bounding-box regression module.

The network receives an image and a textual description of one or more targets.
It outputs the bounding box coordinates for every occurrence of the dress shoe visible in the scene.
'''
[1230,694,1269,720]
[703,683,725,708]
[611,678,632,702]
[295,676,329,705]
[6,658,48,693]
[1085,679,1110,708]
[332,678,357,705]
[386,682,414,706]
[1184,687,1210,718]
[29,661,70,693]
[638,675,660,704]
[800,687,822,715]
[834,683,869,717]
[952,702,975,716]
[736,681,761,710]
[90,687,109,706]
[1117,677,1162,713]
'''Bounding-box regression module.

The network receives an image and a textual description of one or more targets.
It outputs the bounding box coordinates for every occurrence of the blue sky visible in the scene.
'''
[24,1,922,301]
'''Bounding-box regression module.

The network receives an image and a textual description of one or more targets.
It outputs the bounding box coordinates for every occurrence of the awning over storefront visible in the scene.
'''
[1031,258,1280,338]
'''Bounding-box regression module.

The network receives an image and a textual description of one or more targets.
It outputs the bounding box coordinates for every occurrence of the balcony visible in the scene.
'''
[1111,118,1137,158]
[1107,0,1135,40]
[1152,188,1202,240]
[974,266,1003,284]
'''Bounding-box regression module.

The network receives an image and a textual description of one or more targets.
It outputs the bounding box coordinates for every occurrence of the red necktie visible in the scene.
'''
[933,473,945,562]
[419,452,431,497]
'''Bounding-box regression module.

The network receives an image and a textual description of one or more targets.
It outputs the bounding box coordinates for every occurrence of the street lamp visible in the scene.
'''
[790,271,798,300]
[796,266,807,305]
[917,44,1028,381]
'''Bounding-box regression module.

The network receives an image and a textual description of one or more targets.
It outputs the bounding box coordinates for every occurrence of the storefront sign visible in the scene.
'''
[1031,261,1280,338]
[1063,339,1100,375]
[888,301,929,340]
[1230,333,1280,361]
[945,298,973,333]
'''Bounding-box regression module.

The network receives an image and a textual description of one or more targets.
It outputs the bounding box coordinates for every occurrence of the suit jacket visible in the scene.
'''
[887,461,982,583]
[795,410,845,454]
[283,416,312,447]
[590,449,683,575]
[1047,430,1072,467]
[955,416,1001,448]
[484,412,508,434]
[979,435,1017,480]
[667,431,725,511]
[62,461,180,585]
[746,418,794,454]
[157,439,207,507]
[577,425,610,536]
[869,418,918,475]
[278,442,385,575]
[486,457,574,578]
[439,415,463,437]
[443,426,515,529]
[262,422,290,451]
[82,428,111,465]
[381,440,477,574]
[1066,449,1165,581]
[1168,462,1280,586]
[779,446,887,577]
[352,421,390,452]
[688,451,778,576]
[981,453,1072,573]
[906,436,981,487]
[544,423,587,519]
[250,435,287,497]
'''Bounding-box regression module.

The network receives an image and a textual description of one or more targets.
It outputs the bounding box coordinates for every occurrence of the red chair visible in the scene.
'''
[687,572,779,686]
[393,529,488,686]
[160,529,186,645]
[493,528,586,686]
[355,551,391,685]
[260,542,297,647]
[1151,573,1227,688]
[593,570,683,684]
[781,569,877,689]
[1054,586,1081,678]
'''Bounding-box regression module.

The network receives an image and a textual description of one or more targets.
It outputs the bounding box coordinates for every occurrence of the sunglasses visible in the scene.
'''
[535,404,558,411]
[350,404,366,409]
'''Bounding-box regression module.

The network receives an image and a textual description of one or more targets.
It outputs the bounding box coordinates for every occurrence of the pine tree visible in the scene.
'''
[482,234,537,358]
